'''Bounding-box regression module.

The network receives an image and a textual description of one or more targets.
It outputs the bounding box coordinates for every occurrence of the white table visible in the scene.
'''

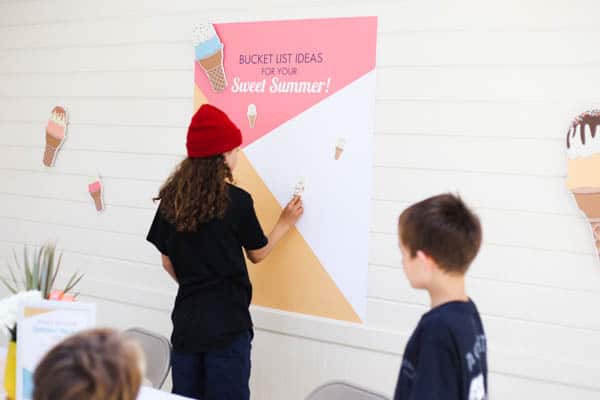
[138,387,192,399]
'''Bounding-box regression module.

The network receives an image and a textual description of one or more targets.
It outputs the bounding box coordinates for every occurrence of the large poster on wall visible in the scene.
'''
[193,17,377,323]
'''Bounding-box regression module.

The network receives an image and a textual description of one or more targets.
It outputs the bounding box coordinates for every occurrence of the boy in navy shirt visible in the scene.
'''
[394,194,488,400]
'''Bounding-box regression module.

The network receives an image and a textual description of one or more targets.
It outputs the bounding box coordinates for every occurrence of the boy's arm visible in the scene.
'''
[409,336,461,400]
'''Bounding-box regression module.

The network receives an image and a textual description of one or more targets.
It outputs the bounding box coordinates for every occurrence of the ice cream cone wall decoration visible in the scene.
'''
[88,176,104,212]
[566,110,600,257]
[43,106,68,167]
[247,104,257,128]
[193,23,227,92]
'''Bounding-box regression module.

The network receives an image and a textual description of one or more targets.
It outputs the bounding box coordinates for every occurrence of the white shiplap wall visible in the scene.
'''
[1,0,600,398]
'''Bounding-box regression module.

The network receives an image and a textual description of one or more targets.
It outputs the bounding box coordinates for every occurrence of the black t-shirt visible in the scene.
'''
[394,299,488,400]
[146,184,268,353]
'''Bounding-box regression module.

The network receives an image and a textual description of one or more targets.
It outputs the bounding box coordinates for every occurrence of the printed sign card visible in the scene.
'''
[16,300,96,400]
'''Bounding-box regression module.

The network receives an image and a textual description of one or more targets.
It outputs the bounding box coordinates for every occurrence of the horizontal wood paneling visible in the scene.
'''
[1,0,599,397]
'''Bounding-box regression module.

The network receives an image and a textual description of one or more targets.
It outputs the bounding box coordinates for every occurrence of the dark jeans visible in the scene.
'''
[171,331,252,400]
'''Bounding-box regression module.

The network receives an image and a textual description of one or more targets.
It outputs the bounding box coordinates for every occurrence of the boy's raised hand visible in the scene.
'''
[279,196,304,227]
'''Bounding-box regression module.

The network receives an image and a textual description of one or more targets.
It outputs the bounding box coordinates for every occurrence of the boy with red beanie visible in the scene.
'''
[147,104,303,400]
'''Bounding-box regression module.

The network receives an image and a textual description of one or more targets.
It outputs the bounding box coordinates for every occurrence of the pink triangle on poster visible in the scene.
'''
[194,17,377,147]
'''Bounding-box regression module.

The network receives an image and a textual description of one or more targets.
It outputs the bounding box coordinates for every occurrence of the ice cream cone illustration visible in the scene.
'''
[43,106,68,167]
[335,137,346,160]
[193,23,227,92]
[566,110,600,256]
[88,177,104,212]
[247,104,257,128]
[293,177,306,197]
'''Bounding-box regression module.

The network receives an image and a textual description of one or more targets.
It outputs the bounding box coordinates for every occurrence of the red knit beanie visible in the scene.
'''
[186,104,242,158]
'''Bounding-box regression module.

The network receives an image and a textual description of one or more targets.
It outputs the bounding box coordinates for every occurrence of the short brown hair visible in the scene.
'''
[33,328,143,400]
[398,194,482,274]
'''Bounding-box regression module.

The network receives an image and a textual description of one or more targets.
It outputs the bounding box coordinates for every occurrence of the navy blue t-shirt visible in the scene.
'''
[394,299,488,400]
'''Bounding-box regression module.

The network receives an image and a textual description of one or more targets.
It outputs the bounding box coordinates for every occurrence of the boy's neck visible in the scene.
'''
[427,273,468,309]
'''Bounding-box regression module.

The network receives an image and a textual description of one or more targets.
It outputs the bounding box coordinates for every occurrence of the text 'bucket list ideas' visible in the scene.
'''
[232,51,331,94]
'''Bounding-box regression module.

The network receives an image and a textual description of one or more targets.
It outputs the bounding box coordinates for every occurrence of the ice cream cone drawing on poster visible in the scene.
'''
[566,110,600,257]
[193,23,227,92]
[247,104,257,128]
[88,176,104,212]
[43,106,68,167]
[335,137,346,160]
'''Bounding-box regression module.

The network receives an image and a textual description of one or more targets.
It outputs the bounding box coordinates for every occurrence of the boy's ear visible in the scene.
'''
[415,249,427,262]
[416,250,436,269]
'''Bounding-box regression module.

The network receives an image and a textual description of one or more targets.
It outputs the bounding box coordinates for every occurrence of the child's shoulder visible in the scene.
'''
[420,300,480,335]
[227,184,257,208]
[227,183,252,198]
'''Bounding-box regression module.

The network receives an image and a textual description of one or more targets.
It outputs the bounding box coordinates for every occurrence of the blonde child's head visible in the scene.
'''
[33,328,144,400]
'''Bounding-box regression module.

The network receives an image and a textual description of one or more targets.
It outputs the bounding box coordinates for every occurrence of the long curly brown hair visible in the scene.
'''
[154,156,233,232]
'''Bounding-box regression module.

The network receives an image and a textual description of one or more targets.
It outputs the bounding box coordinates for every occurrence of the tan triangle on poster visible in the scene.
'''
[193,85,209,113]
[194,86,361,323]
[235,152,361,322]
[24,307,53,318]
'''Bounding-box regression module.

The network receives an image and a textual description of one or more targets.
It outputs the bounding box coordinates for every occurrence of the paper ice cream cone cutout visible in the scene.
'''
[88,177,104,212]
[335,137,346,160]
[247,104,257,128]
[44,106,68,167]
[293,177,306,197]
[565,110,600,256]
[193,23,227,92]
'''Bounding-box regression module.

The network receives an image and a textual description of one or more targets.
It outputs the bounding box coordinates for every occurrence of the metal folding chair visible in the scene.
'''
[305,381,390,400]
[123,327,171,389]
